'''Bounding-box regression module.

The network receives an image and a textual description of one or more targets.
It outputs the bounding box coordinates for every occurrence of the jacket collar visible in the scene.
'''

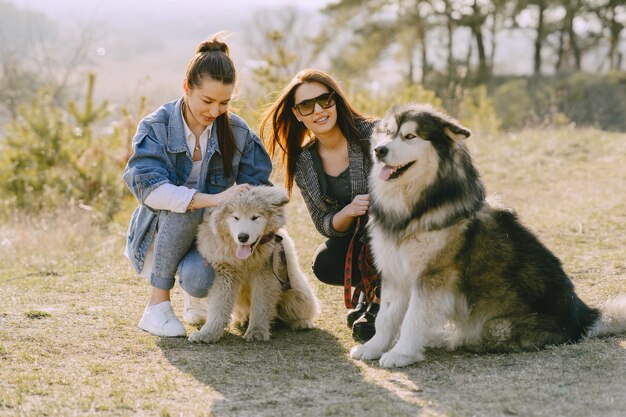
[166,97,221,157]
[299,139,368,209]
[166,97,188,155]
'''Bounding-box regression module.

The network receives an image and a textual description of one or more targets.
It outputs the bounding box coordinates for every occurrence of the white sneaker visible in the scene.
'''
[138,301,186,337]
[183,290,208,325]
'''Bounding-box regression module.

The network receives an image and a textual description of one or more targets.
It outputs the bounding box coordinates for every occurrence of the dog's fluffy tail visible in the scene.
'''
[587,294,626,338]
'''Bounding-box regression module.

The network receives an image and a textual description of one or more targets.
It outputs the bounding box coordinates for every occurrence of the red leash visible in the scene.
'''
[344,217,380,309]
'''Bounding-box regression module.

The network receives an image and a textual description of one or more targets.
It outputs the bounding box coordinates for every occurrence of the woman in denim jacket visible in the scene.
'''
[260,69,379,342]
[123,35,272,337]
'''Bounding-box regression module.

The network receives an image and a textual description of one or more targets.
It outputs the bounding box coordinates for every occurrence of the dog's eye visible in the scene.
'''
[405,134,416,139]
[386,129,392,135]
[251,216,259,221]
[233,216,239,221]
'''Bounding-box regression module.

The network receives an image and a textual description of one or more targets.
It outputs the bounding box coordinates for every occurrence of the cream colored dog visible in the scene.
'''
[189,186,319,344]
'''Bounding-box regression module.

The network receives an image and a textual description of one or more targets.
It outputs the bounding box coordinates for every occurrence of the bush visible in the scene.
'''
[348,83,442,118]
[492,79,535,130]
[491,77,565,130]
[488,73,626,131]
[0,76,131,222]
[556,72,626,131]
[459,85,501,137]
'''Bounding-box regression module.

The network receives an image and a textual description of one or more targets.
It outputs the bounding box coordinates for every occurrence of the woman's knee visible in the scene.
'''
[312,242,344,286]
[312,238,363,286]
[177,249,215,297]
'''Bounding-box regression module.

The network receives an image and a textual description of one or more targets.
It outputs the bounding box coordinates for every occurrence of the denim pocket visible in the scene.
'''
[207,169,228,192]
[207,165,236,193]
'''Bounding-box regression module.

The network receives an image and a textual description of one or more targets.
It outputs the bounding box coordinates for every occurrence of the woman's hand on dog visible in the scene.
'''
[193,184,252,208]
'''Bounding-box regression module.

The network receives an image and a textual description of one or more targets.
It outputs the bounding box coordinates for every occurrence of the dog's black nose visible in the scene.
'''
[375,146,388,158]
[238,233,249,243]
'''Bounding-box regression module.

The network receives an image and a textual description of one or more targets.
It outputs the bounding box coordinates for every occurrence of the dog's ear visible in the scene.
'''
[270,187,289,207]
[443,124,471,142]
[432,113,471,142]
[202,206,215,222]
[388,104,402,115]
[208,204,228,225]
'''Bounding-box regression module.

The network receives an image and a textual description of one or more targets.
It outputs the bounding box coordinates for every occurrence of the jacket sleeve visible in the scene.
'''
[122,124,172,204]
[294,164,351,239]
[236,128,273,186]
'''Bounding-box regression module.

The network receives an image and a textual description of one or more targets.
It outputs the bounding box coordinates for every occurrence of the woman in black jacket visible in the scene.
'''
[260,69,379,341]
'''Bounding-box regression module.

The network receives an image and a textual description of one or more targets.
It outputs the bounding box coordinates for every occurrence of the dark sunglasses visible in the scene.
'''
[293,91,336,116]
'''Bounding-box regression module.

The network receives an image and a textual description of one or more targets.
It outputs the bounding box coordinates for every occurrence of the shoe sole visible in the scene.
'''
[352,329,375,342]
[138,321,186,337]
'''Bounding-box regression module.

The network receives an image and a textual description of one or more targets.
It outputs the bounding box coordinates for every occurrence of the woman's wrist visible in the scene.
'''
[192,192,218,209]
[332,208,355,233]
[187,191,198,212]
[187,192,216,211]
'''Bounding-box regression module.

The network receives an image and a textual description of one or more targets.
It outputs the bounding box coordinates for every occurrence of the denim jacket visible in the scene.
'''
[122,97,272,273]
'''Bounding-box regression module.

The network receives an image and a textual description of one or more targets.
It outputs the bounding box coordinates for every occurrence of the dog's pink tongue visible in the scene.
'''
[379,165,397,181]
[236,244,253,260]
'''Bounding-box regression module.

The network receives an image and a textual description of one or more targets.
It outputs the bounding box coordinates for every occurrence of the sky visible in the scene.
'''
[14,0,334,20]
[10,0,620,108]
[10,0,335,106]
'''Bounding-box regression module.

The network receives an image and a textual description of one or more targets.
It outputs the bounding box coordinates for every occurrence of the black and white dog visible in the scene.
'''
[350,103,626,368]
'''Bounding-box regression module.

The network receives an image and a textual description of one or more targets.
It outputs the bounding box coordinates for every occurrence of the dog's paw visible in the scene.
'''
[232,312,249,328]
[379,350,424,368]
[188,329,223,344]
[243,327,270,342]
[233,318,249,329]
[290,319,314,330]
[350,343,383,361]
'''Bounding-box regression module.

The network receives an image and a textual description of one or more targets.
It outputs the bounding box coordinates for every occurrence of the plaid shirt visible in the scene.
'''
[294,120,377,238]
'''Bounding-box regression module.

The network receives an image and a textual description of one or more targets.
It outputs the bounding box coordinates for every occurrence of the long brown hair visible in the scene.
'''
[185,33,237,178]
[260,69,370,194]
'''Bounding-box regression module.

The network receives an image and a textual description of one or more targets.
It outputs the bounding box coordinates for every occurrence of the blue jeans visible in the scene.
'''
[150,209,215,297]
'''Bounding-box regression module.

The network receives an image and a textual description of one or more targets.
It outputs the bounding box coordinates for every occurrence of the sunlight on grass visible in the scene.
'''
[0,206,126,277]
[0,126,625,416]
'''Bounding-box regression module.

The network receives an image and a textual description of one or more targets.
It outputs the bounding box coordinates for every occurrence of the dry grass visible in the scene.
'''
[1,126,625,417]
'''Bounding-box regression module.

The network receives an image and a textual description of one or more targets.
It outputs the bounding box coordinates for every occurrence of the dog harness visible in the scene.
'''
[263,234,292,292]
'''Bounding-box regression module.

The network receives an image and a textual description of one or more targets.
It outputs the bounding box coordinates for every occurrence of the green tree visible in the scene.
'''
[512,0,561,75]
[0,90,73,209]
[0,1,54,120]
[554,0,584,72]
[68,72,110,142]
[455,0,492,83]
[0,74,125,221]
[320,0,436,85]
[592,0,626,71]
[246,8,320,98]
[0,1,94,123]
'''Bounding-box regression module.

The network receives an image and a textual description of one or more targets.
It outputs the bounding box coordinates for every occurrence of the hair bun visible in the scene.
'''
[197,36,230,56]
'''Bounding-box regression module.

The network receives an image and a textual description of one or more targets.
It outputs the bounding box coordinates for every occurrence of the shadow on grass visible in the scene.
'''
[368,336,626,417]
[158,323,430,417]
[160,327,626,417]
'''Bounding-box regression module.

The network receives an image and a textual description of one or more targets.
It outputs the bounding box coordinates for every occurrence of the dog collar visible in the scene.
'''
[258,232,276,246]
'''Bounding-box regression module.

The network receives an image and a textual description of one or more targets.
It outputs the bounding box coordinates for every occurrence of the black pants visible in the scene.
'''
[312,235,363,286]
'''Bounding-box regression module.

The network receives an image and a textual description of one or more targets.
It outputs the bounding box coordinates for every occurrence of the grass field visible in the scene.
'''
[1,127,625,417]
